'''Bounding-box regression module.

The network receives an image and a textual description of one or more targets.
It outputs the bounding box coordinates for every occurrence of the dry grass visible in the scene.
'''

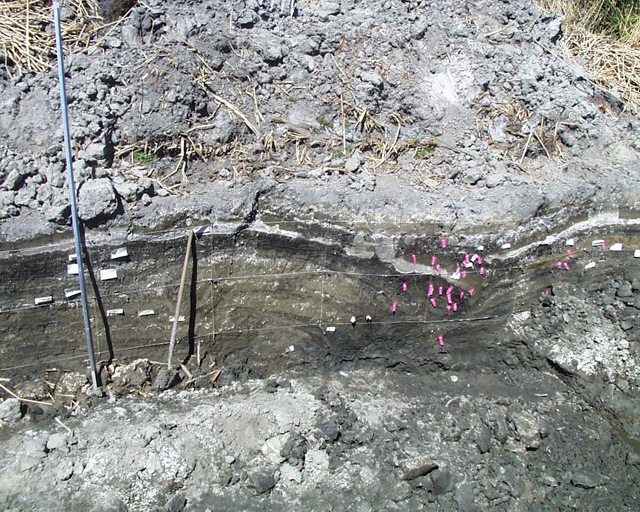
[0,0,104,75]
[534,0,640,111]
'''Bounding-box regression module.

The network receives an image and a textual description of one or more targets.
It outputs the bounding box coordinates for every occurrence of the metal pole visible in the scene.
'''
[53,1,99,392]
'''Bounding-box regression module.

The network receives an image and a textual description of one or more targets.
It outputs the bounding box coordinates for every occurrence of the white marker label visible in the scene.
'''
[100,269,118,281]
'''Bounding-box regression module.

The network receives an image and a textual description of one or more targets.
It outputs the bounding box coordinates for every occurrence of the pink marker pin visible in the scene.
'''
[447,294,452,304]
[453,303,458,312]
[402,282,408,292]
[441,238,447,249]
[438,286,444,296]
[460,290,465,299]
[462,270,467,279]
[438,335,444,346]
[392,301,397,313]
[479,267,485,275]
[431,256,437,266]
[568,249,573,259]
[428,283,434,297]
[431,298,437,308]
[465,253,471,263]
[436,264,442,275]
[469,288,475,296]
[478,256,483,265]
[447,305,452,312]
[563,262,570,270]
[447,286,454,295]
[412,254,417,264]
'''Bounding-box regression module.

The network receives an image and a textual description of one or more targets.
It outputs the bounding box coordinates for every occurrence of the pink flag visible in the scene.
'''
[428,283,434,297]
[431,256,437,266]
[568,249,573,259]
[447,294,452,304]
[447,286,454,296]
[453,303,458,312]
[469,288,475,296]
[402,282,408,292]
[563,262,570,270]
[447,305,452,312]
[412,254,417,264]
[460,290,465,299]
[465,253,471,263]
[455,266,460,275]
[478,256,483,265]
[462,270,467,279]
[431,298,437,308]
[480,267,485,275]
[545,288,550,295]
[441,238,447,249]
[557,261,562,269]
[392,301,397,313]
[438,335,444,346]
[438,286,443,296]
[436,264,442,275]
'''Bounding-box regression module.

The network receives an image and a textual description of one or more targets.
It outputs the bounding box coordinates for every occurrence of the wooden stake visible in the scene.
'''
[167,230,194,371]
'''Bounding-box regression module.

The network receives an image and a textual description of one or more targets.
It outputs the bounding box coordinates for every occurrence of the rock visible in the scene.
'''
[280,462,302,483]
[455,483,476,512]
[570,470,608,489]
[45,202,71,224]
[314,2,341,19]
[247,469,277,494]
[626,451,640,466]
[20,457,40,472]
[401,459,439,481]
[432,469,455,495]
[0,398,23,423]
[56,371,88,396]
[153,368,182,390]
[262,435,288,463]
[23,437,48,459]
[78,142,107,162]
[281,432,307,463]
[305,449,330,472]
[475,424,492,453]
[113,181,141,202]
[345,157,360,172]
[317,419,340,442]
[78,178,119,221]
[616,282,633,298]
[237,10,259,28]
[2,169,25,190]
[260,43,285,65]
[164,495,187,512]
[360,71,383,87]
[55,460,74,481]
[112,359,152,393]
[46,433,67,451]
[511,411,542,450]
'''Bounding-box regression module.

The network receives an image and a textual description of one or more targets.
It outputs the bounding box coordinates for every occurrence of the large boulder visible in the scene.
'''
[78,178,119,221]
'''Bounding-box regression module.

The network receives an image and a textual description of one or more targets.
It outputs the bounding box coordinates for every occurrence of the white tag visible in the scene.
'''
[100,269,118,281]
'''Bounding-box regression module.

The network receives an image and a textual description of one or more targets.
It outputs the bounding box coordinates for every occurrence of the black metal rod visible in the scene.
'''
[53,1,99,391]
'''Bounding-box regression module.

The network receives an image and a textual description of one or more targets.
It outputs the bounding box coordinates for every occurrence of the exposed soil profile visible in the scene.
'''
[0,0,639,509]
